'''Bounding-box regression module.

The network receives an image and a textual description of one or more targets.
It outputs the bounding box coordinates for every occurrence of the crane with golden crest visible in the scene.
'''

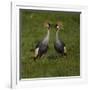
[54,21,67,56]
[34,22,51,60]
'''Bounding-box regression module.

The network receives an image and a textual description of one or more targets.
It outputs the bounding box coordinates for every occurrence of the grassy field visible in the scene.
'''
[20,9,80,79]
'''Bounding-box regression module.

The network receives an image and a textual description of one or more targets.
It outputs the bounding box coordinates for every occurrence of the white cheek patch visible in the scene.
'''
[57,26,59,29]
[35,48,39,57]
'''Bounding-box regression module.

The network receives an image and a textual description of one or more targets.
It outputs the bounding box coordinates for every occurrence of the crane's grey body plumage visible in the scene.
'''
[35,41,48,57]
[54,39,65,54]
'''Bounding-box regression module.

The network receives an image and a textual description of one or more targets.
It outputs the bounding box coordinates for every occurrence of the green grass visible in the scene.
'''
[20,9,80,79]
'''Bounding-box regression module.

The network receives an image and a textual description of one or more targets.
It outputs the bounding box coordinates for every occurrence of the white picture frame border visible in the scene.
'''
[11,1,88,89]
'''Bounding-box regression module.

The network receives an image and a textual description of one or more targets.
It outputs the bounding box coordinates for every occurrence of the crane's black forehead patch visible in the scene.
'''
[48,23,51,27]
[55,24,58,28]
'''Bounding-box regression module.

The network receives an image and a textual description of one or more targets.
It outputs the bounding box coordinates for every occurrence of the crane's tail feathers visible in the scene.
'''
[33,48,39,61]
[64,46,67,55]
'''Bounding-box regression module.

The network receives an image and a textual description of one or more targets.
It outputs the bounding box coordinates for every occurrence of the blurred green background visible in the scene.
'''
[20,9,80,79]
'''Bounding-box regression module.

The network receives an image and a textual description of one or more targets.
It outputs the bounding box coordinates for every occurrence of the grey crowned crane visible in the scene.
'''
[34,22,51,60]
[54,22,67,56]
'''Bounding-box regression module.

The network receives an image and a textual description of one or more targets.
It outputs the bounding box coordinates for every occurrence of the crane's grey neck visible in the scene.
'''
[42,29,50,45]
[56,30,59,41]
